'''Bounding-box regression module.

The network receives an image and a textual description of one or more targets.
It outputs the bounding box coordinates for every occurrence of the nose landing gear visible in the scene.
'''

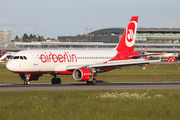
[24,81,30,85]
[24,74,30,85]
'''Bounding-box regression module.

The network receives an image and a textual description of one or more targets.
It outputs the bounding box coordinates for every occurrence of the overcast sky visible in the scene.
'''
[0,0,179,39]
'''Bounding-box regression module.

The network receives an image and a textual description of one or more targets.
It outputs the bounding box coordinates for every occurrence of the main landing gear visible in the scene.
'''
[51,75,61,84]
[87,78,97,85]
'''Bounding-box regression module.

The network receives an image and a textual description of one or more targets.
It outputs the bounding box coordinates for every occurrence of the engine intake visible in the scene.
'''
[73,68,94,81]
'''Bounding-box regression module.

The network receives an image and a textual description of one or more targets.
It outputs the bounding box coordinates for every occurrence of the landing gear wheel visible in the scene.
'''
[56,78,61,84]
[87,78,97,85]
[51,78,61,84]
[91,78,97,85]
[24,81,30,85]
[51,78,56,84]
[27,81,30,85]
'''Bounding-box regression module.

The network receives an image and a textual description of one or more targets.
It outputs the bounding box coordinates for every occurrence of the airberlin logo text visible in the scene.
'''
[40,52,77,63]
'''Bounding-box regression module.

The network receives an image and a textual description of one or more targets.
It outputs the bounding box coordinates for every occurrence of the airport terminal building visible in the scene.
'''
[58,28,180,44]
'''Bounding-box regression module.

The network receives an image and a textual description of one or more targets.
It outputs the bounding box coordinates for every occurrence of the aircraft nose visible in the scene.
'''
[6,61,15,72]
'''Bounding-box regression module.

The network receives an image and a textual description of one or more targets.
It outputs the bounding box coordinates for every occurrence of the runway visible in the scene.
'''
[0,82,180,91]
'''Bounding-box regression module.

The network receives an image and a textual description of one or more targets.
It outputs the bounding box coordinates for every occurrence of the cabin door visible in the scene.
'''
[31,52,38,65]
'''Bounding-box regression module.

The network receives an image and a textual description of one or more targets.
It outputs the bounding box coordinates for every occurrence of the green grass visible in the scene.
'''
[0,63,6,67]
[0,89,180,120]
[97,64,180,82]
[1,63,180,83]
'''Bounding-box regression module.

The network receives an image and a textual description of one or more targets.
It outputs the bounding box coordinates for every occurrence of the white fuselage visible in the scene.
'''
[6,49,118,73]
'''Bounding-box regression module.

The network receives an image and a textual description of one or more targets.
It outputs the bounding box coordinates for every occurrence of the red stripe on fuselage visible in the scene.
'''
[14,71,73,75]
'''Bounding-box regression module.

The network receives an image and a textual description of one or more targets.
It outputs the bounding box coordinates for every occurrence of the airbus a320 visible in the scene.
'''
[6,16,159,85]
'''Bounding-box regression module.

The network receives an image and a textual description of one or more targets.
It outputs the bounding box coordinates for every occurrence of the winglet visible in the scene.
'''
[115,16,138,52]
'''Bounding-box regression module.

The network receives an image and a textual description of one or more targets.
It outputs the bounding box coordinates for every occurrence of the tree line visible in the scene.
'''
[14,33,55,42]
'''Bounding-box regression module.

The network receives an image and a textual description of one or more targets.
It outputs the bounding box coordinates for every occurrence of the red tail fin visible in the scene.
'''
[115,16,138,52]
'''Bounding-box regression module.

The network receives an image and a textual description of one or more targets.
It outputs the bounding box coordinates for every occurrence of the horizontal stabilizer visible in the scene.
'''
[129,53,162,58]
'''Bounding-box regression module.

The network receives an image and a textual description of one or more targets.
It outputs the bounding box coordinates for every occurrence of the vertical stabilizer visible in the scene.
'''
[115,16,138,52]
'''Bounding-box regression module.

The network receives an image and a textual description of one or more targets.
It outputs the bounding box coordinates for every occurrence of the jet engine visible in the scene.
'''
[19,73,41,81]
[73,68,94,81]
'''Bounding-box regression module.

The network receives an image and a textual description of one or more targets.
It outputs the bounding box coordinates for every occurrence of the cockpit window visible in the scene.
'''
[20,56,23,59]
[13,56,19,59]
[23,56,27,60]
[12,56,27,60]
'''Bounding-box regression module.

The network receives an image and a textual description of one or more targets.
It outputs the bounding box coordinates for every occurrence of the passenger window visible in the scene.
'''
[13,56,19,59]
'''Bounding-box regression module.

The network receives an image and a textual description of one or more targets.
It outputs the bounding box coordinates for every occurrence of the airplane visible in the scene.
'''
[6,16,159,85]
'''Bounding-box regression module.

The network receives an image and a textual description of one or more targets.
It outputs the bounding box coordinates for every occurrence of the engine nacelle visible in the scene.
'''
[19,74,41,81]
[73,68,94,81]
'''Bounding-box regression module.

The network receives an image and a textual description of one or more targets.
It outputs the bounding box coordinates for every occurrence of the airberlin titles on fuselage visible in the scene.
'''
[40,52,77,63]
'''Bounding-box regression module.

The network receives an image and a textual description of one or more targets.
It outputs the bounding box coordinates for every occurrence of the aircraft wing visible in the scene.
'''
[88,59,160,68]
[66,59,160,70]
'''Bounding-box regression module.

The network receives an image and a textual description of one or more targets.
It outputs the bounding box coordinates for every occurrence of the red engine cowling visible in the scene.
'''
[73,68,94,81]
[19,74,41,81]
